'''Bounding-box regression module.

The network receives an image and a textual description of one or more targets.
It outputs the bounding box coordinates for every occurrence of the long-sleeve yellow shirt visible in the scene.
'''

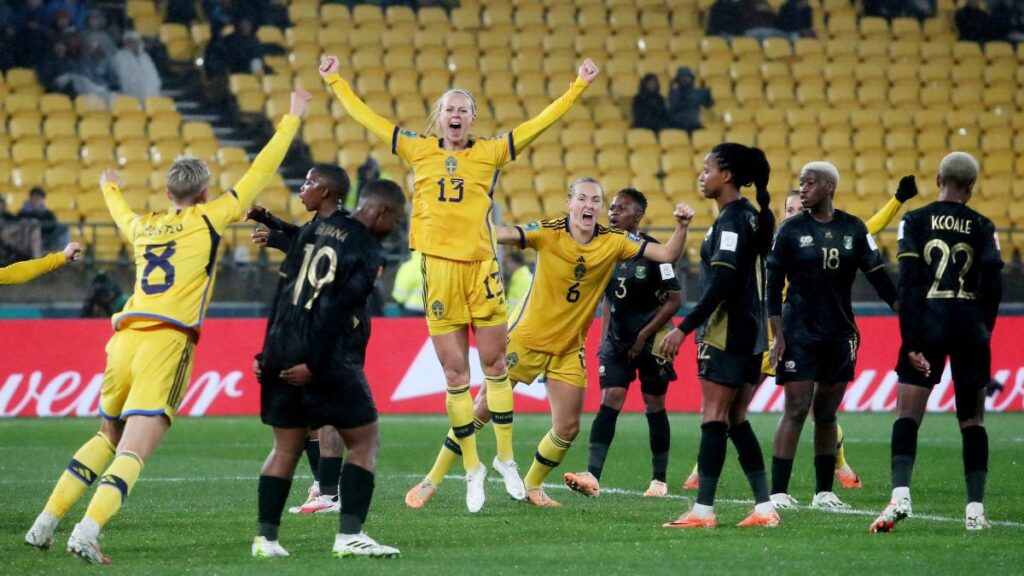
[325,73,589,261]
[0,252,67,285]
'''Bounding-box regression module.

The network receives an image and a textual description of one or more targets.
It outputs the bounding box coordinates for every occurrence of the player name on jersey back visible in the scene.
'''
[930,215,972,234]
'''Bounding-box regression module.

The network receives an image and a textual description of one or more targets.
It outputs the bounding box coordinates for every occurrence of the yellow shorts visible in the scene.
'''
[421,254,507,335]
[505,336,587,389]
[761,351,775,377]
[100,326,196,424]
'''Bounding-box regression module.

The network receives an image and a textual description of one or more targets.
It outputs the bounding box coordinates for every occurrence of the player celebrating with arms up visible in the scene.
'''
[870,153,1002,533]
[0,242,82,284]
[24,91,310,563]
[320,54,599,512]
[766,162,897,511]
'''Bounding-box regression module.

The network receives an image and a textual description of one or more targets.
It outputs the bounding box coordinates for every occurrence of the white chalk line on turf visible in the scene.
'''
[5,471,1021,529]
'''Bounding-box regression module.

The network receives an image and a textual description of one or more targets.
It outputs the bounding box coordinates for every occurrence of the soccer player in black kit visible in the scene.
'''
[767,161,897,511]
[250,167,407,558]
[659,143,779,528]
[870,152,1002,533]
[562,188,682,499]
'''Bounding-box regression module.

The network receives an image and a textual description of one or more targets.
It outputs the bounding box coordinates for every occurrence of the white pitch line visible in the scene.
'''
[5,471,1021,529]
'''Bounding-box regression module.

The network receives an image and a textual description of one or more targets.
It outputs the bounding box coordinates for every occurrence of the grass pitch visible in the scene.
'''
[2,413,1022,575]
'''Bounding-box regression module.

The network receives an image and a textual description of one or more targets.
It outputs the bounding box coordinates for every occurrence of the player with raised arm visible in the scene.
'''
[659,143,779,528]
[320,53,599,512]
[405,177,692,508]
[766,162,898,511]
[682,182,918,491]
[23,91,309,563]
[562,188,682,498]
[251,171,406,559]
[870,152,1002,533]
[0,242,82,284]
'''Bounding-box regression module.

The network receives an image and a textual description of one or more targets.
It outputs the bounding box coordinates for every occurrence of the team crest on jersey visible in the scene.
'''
[799,235,814,248]
[635,266,647,280]
[506,352,519,368]
[825,231,833,239]
[445,156,458,175]
[843,236,853,250]
[574,256,587,281]
[431,300,445,319]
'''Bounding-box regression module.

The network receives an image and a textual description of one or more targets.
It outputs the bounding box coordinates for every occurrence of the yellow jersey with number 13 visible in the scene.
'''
[106,115,300,332]
[508,218,647,355]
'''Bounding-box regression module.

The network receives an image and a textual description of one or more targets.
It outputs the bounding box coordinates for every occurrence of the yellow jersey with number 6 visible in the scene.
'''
[509,218,647,355]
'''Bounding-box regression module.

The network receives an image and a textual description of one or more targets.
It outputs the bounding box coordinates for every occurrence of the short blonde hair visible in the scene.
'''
[166,155,210,201]
[425,89,477,138]
[939,151,979,188]
[567,176,604,198]
[799,161,840,190]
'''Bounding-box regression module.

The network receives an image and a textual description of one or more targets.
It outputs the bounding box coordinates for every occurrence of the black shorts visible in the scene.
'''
[776,336,859,385]
[696,343,762,387]
[260,369,378,431]
[895,338,990,420]
[598,347,677,396]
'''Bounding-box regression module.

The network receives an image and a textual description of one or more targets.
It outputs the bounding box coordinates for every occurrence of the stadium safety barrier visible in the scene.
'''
[0,317,1022,417]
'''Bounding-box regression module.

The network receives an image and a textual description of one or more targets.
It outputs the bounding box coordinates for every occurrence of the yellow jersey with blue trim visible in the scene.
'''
[324,72,590,262]
[508,218,647,355]
[107,114,300,332]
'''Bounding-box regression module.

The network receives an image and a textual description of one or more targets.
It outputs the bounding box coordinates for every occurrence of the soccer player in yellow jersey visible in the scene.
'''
[0,242,82,284]
[406,177,694,508]
[320,54,600,512]
[24,90,310,564]
[683,182,918,494]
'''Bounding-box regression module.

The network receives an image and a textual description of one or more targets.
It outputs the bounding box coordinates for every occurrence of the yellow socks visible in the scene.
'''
[485,372,515,462]
[84,451,143,528]
[445,383,481,472]
[835,423,847,469]
[524,430,571,490]
[428,419,485,486]
[44,432,116,519]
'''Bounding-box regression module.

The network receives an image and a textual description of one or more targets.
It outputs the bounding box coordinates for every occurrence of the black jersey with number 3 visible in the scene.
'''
[260,210,382,378]
[896,201,1002,345]
[599,234,681,356]
[768,210,886,341]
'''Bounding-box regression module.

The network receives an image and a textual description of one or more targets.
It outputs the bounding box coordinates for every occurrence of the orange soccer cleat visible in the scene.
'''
[682,471,699,490]
[563,471,601,498]
[835,464,863,489]
[737,510,781,527]
[663,511,718,529]
[404,478,436,509]
[525,488,561,507]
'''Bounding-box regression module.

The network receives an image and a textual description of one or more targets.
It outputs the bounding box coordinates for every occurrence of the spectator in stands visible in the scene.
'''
[0,196,43,260]
[391,250,426,317]
[114,30,162,102]
[39,40,113,102]
[706,0,744,37]
[12,0,51,69]
[955,0,993,43]
[19,187,68,252]
[45,0,87,31]
[740,0,787,40]
[668,67,714,133]
[166,0,200,26]
[631,74,671,133]
[221,17,266,74]
[80,36,119,92]
[81,270,128,318]
[83,9,117,58]
[990,0,1024,43]
[778,0,815,38]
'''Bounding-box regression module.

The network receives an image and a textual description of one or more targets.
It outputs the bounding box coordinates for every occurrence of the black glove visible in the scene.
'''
[985,379,1003,398]
[895,175,918,203]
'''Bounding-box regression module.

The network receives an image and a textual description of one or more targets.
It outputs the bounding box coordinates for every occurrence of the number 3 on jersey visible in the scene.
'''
[437,177,464,202]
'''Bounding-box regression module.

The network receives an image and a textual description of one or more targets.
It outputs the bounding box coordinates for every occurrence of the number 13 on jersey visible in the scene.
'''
[437,178,464,203]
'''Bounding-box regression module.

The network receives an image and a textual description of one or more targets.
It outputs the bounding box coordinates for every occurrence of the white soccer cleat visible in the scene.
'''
[297,495,340,514]
[66,521,109,565]
[770,493,799,510]
[869,496,913,533]
[333,532,400,558]
[966,502,991,531]
[25,511,59,551]
[492,456,526,501]
[251,536,290,558]
[466,464,488,513]
[810,491,849,510]
[288,485,321,514]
